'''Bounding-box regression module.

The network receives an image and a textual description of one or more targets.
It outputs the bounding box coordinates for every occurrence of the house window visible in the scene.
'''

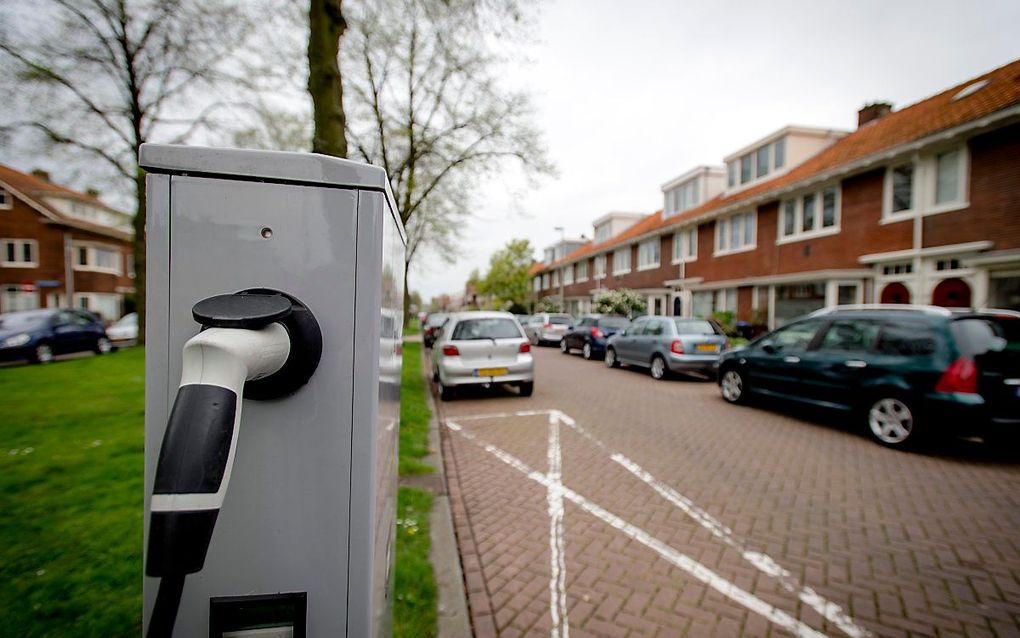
[73,243,122,274]
[715,211,756,255]
[1,239,38,267]
[936,258,962,271]
[665,180,701,216]
[594,225,610,243]
[935,148,963,205]
[612,247,631,275]
[740,155,752,184]
[779,186,840,242]
[672,228,697,262]
[533,277,541,292]
[551,270,560,287]
[774,138,786,169]
[755,146,770,178]
[727,162,736,188]
[576,260,588,282]
[562,265,573,285]
[1,285,39,312]
[542,274,550,289]
[890,163,914,213]
[594,255,606,278]
[637,239,660,270]
[0,189,11,210]
[882,262,913,275]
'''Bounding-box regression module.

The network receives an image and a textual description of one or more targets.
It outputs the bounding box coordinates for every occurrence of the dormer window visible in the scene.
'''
[0,189,11,210]
[664,180,700,217]
[731,139,787,188]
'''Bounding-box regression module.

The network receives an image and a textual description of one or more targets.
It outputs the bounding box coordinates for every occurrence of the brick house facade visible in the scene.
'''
[0,165,135,322]
[533,58,1020,327]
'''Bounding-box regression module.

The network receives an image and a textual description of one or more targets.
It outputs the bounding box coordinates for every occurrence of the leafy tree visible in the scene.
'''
[479,239,534,310]
[1,0,264,343]
[592,289,647,317]
[535,296,563,313]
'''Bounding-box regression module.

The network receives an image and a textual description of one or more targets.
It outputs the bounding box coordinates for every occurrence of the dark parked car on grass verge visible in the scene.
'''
[431,311,534,401]
[0,309,112,364]
[422,312,448,348]
[717,305,1020,449]
[560,314,630,360]
[605,316,728,379]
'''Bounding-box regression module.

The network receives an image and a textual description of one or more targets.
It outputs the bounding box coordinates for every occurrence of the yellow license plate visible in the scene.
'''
[696,344,719,352]
[476,367,509,377]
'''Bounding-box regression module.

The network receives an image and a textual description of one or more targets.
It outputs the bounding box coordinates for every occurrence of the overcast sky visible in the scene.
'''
[411,0,1020,302]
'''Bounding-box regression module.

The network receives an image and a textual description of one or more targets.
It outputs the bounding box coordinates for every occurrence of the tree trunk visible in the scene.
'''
[403,259,412,327]
[133,165,147,344]
[308,0,348,158]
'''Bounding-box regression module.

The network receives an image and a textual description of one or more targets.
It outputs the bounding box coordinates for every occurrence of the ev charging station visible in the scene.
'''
[140,144,405,637]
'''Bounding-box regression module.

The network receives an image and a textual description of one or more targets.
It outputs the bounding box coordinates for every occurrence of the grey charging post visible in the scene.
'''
[140,144,406,637]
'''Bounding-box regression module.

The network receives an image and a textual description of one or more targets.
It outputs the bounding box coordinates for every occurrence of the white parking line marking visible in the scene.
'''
[554,411,871,638]
[547,412,569,638]
[445,419,829,638]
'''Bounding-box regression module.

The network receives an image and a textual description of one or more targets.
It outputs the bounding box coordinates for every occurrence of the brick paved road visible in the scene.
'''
[436,346,1020,638]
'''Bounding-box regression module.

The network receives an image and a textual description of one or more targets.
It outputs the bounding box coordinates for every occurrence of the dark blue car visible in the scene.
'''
[560,314,630,360]
[0,309,112,364]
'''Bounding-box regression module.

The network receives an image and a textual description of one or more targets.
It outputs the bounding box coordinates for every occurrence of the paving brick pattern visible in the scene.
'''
[438,347,1020,637]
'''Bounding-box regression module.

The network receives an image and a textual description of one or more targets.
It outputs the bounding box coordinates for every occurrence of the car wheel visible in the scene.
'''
[720,368,747,404]
[440,382,455,402]
[582,342,593,360]
[30,342,54,365]
[650,355,667,380]
[866,395,919,448]
[560,339,569,354]
[94,336,112,355]
[605,347,619,368]
[519,381,534,397]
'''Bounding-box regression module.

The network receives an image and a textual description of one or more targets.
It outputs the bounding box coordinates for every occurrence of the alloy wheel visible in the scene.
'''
[650,356,666,380]
[96,337,112,354]
[582,343,592,360]
[721,370,743,403]
[35,343,53,364]
[868,398,914,445]
[605,348,617,368]
[560,339,569,353]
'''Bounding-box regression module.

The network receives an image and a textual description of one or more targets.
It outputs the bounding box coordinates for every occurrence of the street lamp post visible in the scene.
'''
[554,226,565,313]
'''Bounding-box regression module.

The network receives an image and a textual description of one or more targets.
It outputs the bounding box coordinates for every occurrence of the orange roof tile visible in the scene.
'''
[537,57,1020,274]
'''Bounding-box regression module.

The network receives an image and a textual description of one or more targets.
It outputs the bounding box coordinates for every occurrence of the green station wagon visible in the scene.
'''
[717,306,1020,449]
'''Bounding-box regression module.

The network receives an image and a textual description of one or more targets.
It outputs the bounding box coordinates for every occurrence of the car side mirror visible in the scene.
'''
[762,343,777,355]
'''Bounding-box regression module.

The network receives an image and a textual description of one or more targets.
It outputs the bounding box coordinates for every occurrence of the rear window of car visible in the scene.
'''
[875,320,938,356]
[451,318,523,340]
[673,319,719,335]
[549,316,572,325]
[426,314,447,326]
[598,317,629,329]
[951,317,1020,357]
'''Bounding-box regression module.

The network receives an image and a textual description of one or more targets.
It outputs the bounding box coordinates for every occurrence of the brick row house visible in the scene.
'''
[532,58,1020,327]
[0,165,135,322]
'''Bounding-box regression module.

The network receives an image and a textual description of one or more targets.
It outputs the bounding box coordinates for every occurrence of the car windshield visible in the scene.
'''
[674,319,719,335]
[451,318,522,340]
[549,316,571,325]
[0,310,52,331]
[597,317,629,329]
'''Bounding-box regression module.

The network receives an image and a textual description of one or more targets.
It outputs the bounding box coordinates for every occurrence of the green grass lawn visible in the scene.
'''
[0,341,437,637]
[0,349,144,637]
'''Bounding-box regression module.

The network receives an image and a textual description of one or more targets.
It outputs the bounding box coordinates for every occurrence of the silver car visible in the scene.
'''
[523,313,574,346]
[432,311,534,401]
[605,316,729,379]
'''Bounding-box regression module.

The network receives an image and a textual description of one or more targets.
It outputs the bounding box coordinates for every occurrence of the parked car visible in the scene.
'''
[717,305,1020,449]
[106,312,138,348]
[523,313,573,346]
[560,314,630,359]
[605,316,728,379]
[0,308,112,364]
[422,312,448,348]
[431,311,534,401]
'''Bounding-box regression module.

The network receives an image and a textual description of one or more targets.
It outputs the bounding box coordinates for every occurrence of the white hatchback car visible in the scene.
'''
[431,311,534,401]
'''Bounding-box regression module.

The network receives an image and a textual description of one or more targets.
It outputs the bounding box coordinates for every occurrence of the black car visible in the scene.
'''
[0,308,113,364]
[717,306,1019,449]
[560,314,630,360]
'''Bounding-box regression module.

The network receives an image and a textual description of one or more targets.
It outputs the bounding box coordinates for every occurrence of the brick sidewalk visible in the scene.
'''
[438,347,1020,637]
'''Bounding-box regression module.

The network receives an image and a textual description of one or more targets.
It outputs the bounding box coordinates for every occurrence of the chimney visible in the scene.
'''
[31,169,51,182]
[858,102,893,128]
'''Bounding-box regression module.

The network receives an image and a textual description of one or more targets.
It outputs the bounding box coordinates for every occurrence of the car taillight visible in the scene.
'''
[935,357,978,394]
[591,327,603,339]
[442,345,460,356]
[518,343,531,353]
[670,340,684,354]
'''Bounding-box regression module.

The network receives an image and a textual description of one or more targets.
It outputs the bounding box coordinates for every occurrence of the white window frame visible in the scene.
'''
[637,238,660,271]
[612,247,631,275]
[777,185,841,244]
[73,242,123,275]
[594,255,606,279]
[1,284,40,312]
[930,146,969,213]
[671,228,697,263]
[542,273,550,289]
[0,188,11,210]
[882,160,917,222]
[1,238,39,268]
[576,260,589,282]
[533,277,541,292]
[882,145,969,223]
[562,264,573,285]
[551,270,560,287]
[714,211,757,256]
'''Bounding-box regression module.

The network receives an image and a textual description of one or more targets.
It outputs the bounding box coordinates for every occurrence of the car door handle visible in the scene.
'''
[783,355,800,363]
[844,360,868,368]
